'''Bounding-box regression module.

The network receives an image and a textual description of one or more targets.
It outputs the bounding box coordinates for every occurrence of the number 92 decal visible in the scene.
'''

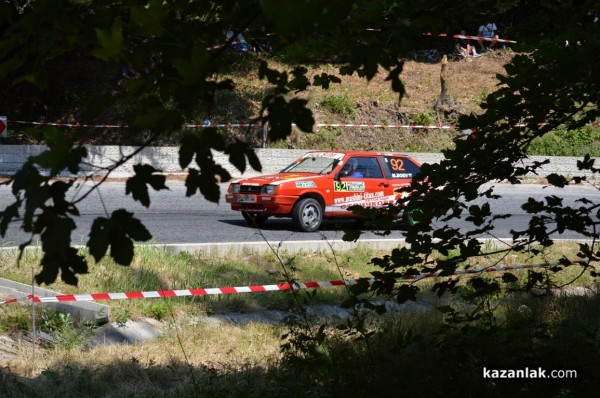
[390,158,405,171]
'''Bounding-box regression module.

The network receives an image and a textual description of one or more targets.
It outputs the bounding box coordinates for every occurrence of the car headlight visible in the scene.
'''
[261,184,277,194]
[229,183,240,193]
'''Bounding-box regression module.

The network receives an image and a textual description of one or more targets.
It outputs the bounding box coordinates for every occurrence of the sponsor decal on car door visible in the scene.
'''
[328,157,395,214]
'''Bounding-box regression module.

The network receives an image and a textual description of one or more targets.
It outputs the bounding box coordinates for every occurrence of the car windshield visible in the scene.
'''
[281,156,340,174]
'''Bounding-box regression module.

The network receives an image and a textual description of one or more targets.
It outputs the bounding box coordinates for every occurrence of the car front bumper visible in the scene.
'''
[225,194,297,215]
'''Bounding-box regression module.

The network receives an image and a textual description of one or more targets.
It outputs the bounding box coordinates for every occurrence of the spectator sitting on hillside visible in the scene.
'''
[455,30,480,58]
[477,22,499,51]
[251,26,273,53]
[225,27,249,52]
[117,63,140,87]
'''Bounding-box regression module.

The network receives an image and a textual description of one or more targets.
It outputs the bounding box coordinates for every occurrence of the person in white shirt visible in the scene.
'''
[477,22,498,51]
[225,27,249,52]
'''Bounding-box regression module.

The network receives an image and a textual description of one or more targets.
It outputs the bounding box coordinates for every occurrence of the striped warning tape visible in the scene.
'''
[9,120,600,131]
[12,120,127,129]
[0,297,20,305]
[11,120,458,130]
[0,261,585,305]
[424,33,517,44]
[314,123,456,129]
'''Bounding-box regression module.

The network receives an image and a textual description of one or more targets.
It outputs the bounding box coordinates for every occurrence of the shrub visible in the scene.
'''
[528,126,600,157]
[319,92,355,116]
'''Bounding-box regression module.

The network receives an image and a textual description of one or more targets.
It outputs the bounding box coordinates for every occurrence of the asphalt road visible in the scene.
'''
[1,181,598,247]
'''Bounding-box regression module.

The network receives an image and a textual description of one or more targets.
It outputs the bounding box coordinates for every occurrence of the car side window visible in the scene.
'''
[381,156,420,179]
[341,157,383,178]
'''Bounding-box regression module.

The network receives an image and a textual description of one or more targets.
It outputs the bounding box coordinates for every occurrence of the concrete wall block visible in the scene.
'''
[0,145,597,180]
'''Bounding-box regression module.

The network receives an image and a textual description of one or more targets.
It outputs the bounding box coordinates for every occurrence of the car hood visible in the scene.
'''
[233,173,326,186]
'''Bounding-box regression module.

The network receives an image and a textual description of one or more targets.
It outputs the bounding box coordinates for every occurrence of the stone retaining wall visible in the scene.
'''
[0,145,597,180]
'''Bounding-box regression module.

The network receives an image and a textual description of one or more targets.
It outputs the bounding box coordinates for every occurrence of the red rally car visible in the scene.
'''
[225,150,421,232]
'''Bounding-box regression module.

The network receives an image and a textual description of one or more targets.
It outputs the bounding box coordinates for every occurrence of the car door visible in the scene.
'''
[379,155,421,200]
[329,156,390,216]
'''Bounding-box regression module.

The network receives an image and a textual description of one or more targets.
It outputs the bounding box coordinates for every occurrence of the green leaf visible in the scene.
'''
[88,210,151,266]
[107,210,152,266]
[258,61,286,87]
[266,96,293,140]
[185,168,201,197]
[185,168,221,203]
[29,127,71,177]
[87,217,111,263]
[397,284,418,304]
[130,0,166,37]
[49,181,78,216]
[200,128,226,152]
[501,272,519,283]
[125,164,168,208]
[12,162,42,196]
[289,98,314,133]
[112,209,152,242]
[91,20,125,61]
[67,146,87,174]
[125,216,153,242]
[546,173,568,188]
[288,66,310,92]
[179,134,198,169]
[342,229,361,242]
[0,202,20,237]
[173,44,210,85]
[385,64,406,98]
[226,142,247,173]
[313,73,341,89]
[199,175,220,203]
[110,230,135,266]
[34,208,76,256]
[245,146,262,172]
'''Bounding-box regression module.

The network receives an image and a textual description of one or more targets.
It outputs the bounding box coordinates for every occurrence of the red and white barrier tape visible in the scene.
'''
[12,120,127,129]
[0,297,20,305]
[424,33,517,44]
[0,261,585,305]
[314,123,456,129]
[11,120,458,130]
[8,120,600,131]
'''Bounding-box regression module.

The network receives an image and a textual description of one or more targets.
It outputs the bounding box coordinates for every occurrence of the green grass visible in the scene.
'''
[318,91,355,116]
[527,126,600,157]
[0,242,598,396]
[0,245,383,320]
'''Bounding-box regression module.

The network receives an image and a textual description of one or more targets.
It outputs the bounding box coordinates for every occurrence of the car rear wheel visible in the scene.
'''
[292,198,323,232]
[242,211,269,227]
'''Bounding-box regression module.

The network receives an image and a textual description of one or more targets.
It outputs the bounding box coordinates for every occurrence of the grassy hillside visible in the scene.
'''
[1,49,599,155]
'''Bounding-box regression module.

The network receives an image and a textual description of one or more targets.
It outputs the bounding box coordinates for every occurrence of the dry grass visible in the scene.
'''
[1,240,598,396]
[209,50,514,150]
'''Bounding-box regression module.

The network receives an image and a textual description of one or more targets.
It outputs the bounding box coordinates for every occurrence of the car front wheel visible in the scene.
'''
[292,198,323,232]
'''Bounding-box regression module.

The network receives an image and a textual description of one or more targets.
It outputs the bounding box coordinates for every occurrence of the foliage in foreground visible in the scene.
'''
[0,1,598,393]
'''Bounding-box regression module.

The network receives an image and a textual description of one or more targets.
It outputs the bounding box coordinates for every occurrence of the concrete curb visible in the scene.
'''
[0,278,110,324]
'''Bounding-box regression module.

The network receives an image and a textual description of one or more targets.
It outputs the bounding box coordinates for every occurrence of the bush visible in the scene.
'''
[528,126,600,157]
[319,92,355,116]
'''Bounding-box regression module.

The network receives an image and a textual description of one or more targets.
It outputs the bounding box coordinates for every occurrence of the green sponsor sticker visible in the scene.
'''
[334,181,365,192]
[296,181,316,188]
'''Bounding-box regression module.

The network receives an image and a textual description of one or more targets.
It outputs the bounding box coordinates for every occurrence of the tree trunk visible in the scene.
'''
[435,55,449,110]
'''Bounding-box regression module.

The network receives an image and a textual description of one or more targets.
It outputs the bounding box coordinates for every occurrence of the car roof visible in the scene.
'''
[304,150,411,157]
